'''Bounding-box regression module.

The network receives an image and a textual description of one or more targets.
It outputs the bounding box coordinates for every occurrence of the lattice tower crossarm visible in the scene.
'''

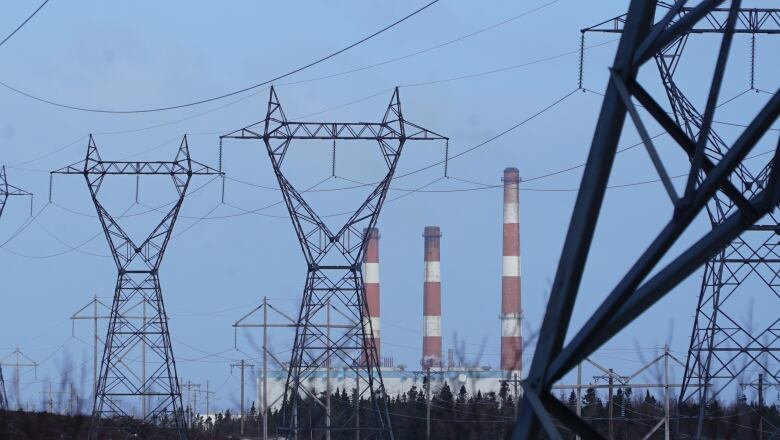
[51,135,222,440]
[514,1,780,439]
[222,86,447,440]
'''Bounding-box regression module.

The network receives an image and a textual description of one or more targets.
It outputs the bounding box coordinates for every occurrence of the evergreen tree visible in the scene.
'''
[644,390,657,406]
[439,382,454,405]
[457,385,467,404]
[567,390,578,408]
[499,381,510,403]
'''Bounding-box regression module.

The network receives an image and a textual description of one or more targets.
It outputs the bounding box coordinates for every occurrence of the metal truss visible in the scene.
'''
[222,86,446,439]
[515,1,780,439]
[0,166,32,219]
[51,135,221,440]
[0,166,31,412]
[584,2,780,34]
[585,1,780,436]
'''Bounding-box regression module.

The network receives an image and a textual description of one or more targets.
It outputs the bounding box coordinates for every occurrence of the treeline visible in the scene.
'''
[1,384,778,438]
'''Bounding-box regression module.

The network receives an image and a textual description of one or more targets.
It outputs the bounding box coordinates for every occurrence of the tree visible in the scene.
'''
[583,387,601,407]
[499,381,510,404]
[457,385,467,404]
[567,390,578,408]
[439,382,454,405]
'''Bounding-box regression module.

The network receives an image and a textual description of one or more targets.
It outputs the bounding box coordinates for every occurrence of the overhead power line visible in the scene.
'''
[0,0,52,49]
[0,0,440,114]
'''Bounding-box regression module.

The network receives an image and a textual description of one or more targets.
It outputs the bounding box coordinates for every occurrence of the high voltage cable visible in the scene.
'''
[0,0,441,114]
[4,83,772,255]
[7,37,618,169]
[0,0,52,49]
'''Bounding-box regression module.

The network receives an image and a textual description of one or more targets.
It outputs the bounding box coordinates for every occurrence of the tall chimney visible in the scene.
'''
[501,168,523,374]
[362,228,381,364]
[422,226,442,368]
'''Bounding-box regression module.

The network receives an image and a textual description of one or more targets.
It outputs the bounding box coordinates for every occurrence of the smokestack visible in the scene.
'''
[422,226,442,368]
[501,168,523,374]
[362,228,381,364]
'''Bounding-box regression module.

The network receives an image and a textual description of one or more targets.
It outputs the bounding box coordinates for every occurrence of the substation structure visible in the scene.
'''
[51,136,222,440]
[0,166,32,411]
[222,86,447,439]
[515,2,780,439]
[581,2,780,437]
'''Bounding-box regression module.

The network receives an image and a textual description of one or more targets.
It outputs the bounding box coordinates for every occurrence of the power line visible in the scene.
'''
[6,36,618,169]
[0,0,52,49]
[0,0,440,114]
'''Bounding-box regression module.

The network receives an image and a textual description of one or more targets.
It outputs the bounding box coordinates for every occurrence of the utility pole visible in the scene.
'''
[664,345,670,440]
[326,299,332,440]
[201,380,215,430]
[231,359,255,436]
[355,374,360,440]
[498,374,523,422]
[608,368,614,440]
[234,297,341,440]
[759,373,764,439]
[426,367,431,440]
[71,296,111,406]
[180,380,201,429]
[554,353,706,440]
[0,348,37,410]
[740,374,773,439]
[576,363,582,440]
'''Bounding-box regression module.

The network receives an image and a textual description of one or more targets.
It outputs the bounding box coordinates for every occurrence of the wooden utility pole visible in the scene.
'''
[231,359,255,435]
[426,367,432,440]
[576,363,582,440]
[664,345,670,440]
[608,368,614,440]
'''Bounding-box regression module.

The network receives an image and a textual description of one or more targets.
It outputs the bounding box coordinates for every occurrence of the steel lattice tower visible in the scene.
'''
[51,135,221,439]
[0,362,7,412]
[0,166,32,219]
[582,3,780,433]
[223,87,446,439]
[0,165,31,412]
[514,1,780,438]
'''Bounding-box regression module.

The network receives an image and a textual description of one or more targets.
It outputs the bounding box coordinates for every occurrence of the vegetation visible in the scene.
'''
[1,385,777,439]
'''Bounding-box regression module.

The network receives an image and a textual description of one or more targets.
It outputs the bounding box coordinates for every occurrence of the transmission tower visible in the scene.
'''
[0,360,7,411]
[0,167,32,412]
[51,135,222,440]
[514,1,779,439]
[582,2,780,435]
[0,165,32,219]
[222,87,447,439]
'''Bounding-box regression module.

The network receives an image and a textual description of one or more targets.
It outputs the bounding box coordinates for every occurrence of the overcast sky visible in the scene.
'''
[0,0,778,412]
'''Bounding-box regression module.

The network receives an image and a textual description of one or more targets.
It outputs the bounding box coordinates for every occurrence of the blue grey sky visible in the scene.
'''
[0,0,778,411]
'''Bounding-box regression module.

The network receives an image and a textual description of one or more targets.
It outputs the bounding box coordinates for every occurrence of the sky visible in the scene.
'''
[0,0,778,414]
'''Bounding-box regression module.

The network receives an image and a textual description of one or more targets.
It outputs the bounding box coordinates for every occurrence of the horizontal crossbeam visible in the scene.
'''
[222,120,447,141]
[583,4,780,34]
[52,160,220,175]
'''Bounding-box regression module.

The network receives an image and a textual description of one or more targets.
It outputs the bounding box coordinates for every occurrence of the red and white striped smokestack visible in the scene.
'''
[501,168,523,374]
[363,228,381,362]
[422,226,442,368]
